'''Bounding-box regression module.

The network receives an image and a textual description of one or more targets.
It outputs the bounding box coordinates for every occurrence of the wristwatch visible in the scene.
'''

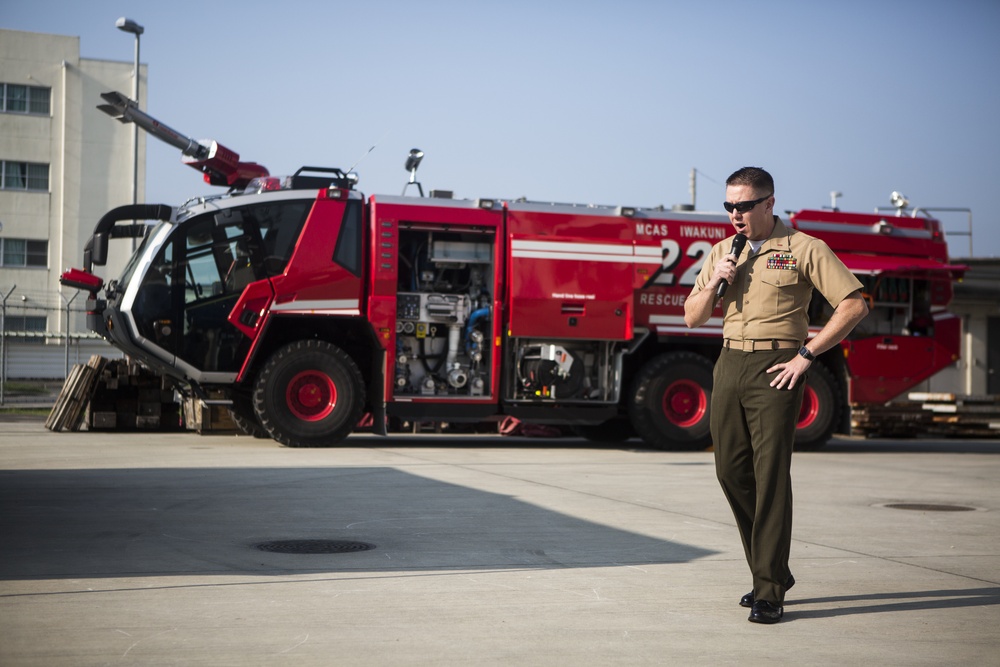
[798,346,815,362]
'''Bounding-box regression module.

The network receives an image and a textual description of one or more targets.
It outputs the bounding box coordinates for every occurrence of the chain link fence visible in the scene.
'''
[0,285,122,405]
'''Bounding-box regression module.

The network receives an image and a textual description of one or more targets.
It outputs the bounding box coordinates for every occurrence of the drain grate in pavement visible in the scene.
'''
[883,503,976,512]
[254,539,376,554]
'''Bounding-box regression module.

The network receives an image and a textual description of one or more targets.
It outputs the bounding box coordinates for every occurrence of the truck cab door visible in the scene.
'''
[124,198,312,381]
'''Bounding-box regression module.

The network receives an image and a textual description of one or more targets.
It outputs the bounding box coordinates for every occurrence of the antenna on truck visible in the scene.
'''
[346,129,391,175]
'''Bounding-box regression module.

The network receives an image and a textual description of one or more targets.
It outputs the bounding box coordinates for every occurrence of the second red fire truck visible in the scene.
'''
[61,92,966,449]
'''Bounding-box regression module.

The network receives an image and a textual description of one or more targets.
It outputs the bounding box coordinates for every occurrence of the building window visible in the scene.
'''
[1,83,50,115]
[3,315,47,333]
[1,161,49,191]
[0,239,47,267]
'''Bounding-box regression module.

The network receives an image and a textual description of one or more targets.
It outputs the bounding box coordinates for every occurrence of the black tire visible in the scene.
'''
[228,390,269,439]
[253,340,365,448]
[572,418,635,443]
[628,352,714,451]
[794,361,840,451]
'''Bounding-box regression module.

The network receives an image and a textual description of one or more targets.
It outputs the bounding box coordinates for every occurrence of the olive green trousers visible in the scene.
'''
[711,347,805,606]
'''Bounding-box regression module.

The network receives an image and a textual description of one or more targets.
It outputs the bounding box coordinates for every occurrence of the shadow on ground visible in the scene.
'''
[0,466,714,580]
[787,587,1000,620]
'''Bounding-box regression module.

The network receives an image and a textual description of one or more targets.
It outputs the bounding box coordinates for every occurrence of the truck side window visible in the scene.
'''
[333,199,362,277]
[255,200,312,276]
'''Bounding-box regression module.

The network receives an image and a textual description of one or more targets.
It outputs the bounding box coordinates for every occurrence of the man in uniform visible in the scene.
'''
[683,167,868,624]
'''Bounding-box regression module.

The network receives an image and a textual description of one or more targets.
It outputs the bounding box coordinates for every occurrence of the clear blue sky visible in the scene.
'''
[6,0,1000,257]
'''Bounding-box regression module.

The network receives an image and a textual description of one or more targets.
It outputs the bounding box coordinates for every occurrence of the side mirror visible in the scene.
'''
[92,232,109,266]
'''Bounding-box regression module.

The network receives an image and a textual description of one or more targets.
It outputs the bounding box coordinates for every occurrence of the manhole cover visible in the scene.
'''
[883,503,976,512]
[253,539,376,554]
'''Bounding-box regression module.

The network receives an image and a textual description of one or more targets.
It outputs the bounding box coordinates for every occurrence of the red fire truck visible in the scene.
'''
[61,92,966,449]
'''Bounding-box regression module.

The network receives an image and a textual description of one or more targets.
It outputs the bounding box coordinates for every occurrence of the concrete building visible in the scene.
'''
[927,258,1000,396]
[1,28,144,377]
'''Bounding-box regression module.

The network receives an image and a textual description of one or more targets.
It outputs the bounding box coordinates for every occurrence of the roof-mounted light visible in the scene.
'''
[890,191,909,216]
[244,176,283,194]
[403,149,425,197]
[477,198,496,210]
[873,219,894,235]
[616,206,637,218]
[405,149,424,173]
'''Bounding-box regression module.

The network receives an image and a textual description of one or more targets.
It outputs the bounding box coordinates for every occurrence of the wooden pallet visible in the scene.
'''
[181,392,238,434]
[852,393,1000,438]
[46,356,183,432]
[45,355,106,432]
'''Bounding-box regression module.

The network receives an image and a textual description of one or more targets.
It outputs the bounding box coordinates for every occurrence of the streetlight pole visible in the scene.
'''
[1,285,15,406]
[116,17,144,245]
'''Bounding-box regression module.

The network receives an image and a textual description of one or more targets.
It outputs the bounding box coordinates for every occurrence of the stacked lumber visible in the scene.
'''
[910,392,1000,437]
[852,393,1000,438]
[87,358,182,431]
[181,390,238,434]
[45,356,238,434]
[45,355,106,431]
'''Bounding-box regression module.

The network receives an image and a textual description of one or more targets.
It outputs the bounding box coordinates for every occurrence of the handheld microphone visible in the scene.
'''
[716,234,749,299]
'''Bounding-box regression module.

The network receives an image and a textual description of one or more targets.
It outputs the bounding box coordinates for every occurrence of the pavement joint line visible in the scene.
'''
[0,564,664,599]
[4,553,995,601]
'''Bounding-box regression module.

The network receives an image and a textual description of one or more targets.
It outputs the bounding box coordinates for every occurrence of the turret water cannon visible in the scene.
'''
[97,90,268,189]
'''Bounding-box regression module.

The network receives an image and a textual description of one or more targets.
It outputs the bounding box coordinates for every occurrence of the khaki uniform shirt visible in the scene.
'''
[690,217,862,342]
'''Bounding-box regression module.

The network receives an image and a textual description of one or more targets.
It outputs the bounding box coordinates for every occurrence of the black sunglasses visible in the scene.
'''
[723,194,771,214]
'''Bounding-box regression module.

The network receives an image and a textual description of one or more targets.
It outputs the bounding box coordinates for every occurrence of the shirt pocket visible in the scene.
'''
[758,268,799,317]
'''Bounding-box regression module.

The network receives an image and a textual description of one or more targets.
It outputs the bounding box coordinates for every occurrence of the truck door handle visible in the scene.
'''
[560,303,585,315]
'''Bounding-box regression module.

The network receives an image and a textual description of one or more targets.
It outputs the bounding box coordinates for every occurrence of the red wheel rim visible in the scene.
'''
[285,370,337,422]
[797,384,819,429]
[661,379,707,428]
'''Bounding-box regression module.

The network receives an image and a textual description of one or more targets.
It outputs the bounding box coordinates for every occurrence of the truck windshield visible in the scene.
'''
[117,221,170,289]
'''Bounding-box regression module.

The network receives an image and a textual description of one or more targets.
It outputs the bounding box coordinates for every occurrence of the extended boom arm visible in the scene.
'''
[97,90,268,189]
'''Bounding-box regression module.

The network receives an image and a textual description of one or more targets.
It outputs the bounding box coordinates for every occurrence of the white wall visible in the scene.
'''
[0,29,145,336]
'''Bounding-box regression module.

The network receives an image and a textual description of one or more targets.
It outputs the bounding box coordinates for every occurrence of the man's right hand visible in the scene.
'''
[713,253,738,291]
[684,253,738,329]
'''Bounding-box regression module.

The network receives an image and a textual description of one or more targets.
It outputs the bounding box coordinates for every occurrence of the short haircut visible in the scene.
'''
[726,167,774,196]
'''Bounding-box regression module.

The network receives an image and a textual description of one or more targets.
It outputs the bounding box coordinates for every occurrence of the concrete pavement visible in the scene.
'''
[1,419,998,666]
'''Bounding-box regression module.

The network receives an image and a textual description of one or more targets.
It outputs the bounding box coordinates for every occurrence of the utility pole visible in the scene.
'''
[690,168,697,209]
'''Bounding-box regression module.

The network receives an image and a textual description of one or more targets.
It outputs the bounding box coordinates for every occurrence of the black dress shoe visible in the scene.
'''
[739,574,795,608]
[748,600,783,624]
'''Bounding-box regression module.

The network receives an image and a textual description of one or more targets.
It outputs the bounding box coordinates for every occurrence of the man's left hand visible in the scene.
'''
[766,355,811,390]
